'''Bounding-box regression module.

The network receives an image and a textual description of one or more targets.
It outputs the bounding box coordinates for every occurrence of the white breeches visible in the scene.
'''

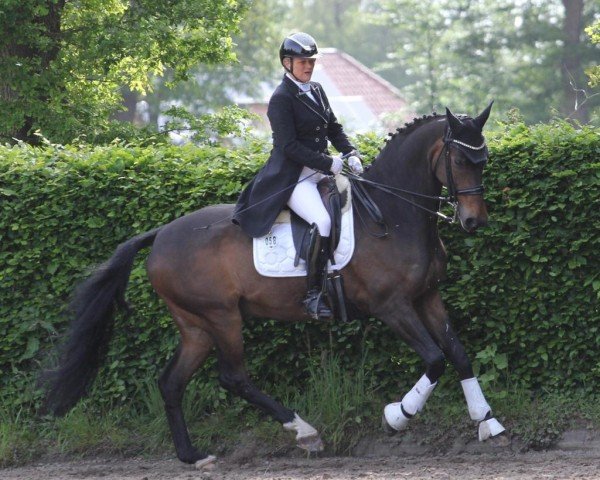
[287,167,331,237]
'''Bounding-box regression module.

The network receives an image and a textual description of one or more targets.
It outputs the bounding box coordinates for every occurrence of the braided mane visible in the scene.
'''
[384,113,443,148]
[369,113,443,166]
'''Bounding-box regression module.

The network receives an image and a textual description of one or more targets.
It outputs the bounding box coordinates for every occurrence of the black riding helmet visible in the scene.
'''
[279,32,320,65]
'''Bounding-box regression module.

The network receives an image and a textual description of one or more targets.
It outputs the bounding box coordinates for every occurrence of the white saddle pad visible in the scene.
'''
[253,207,355,277]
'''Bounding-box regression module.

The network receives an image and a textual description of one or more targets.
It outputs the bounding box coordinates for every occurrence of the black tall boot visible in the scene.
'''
[303,229,333,320]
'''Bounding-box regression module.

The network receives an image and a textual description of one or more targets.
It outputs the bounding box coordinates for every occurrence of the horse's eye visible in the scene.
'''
[453,155,466,166]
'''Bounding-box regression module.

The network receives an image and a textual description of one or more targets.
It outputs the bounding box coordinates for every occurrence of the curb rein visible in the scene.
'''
[348,129,487,235]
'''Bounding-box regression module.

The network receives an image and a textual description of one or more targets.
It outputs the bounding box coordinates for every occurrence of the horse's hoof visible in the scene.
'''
[381,414,398,436]
[478,417,506,441]
[297,434,324,452]
[194,455,217,470]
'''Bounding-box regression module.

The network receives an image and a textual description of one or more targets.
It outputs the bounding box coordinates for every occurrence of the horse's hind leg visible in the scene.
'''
[158,308,215,465]
[210,309,324,452]
[416,290,506,441]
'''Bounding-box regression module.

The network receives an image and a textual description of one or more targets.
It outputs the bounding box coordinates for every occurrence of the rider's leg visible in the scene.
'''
[287,173,332,319]
[287,170,331,237]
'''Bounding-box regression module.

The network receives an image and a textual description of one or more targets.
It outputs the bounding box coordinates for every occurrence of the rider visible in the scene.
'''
[233,32,363,320]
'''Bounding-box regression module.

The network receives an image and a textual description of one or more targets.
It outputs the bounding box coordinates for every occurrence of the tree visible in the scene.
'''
[143,0,284,130]
[585,20,600,86]
[282,0,599,124]
[0,0,249,144]
[367,0,599,122]
[561,0,589,123]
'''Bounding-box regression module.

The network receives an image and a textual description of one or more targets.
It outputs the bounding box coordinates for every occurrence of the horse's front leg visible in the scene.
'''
[416,289,506,441]
[375,298,446,433]
[212,311,324,453]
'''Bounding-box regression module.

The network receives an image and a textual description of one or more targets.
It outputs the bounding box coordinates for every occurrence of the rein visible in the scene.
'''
[348,131,486,229]
[196,132,486,233]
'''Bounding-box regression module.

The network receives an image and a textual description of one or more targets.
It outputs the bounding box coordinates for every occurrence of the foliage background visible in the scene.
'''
[0,120,598,412]
[0,0,250,144]
[2,0,598,145]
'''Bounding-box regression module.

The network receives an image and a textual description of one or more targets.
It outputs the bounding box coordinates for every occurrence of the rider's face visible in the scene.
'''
[286,57,316,83]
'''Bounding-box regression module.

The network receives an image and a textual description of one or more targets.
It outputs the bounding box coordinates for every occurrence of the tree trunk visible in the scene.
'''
[0,1,65,144]
[113,88,140,124]
[561,0,589,123]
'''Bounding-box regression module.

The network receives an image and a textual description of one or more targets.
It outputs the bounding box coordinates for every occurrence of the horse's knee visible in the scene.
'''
[158,374,184,407]
[218,371,249,396]
[426,354,446,383]
[158,357,186,407]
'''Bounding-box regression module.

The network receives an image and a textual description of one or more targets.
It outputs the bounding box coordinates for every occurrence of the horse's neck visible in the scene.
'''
[364,129,443,234]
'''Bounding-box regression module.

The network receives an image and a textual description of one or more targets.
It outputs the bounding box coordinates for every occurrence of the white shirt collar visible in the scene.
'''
[286,73,312,92]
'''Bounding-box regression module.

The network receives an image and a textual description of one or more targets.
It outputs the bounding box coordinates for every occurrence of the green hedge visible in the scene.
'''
[442,121,599,391]
[0,120,598,412]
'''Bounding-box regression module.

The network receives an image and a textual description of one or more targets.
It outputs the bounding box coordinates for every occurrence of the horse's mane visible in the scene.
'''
[373,113,443,164]
[367,113,445,169]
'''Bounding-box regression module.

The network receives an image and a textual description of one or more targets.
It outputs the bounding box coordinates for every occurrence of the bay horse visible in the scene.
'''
[43,104,506,467]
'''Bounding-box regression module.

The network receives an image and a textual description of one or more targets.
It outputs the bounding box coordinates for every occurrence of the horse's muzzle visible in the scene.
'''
[458,201,488,233]
[461,215,488,233]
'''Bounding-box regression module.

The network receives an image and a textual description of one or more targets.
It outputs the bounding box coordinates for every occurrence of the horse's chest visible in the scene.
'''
[424,242,448,286]
[398,245,447,294]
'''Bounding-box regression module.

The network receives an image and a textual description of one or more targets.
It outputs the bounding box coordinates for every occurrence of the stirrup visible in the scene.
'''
[303,289,333,320]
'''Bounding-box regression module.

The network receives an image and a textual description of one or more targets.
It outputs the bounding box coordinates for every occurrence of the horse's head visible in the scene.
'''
[434,102,493,233]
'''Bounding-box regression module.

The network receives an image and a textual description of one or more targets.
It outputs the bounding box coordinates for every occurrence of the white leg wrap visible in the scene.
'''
[383,375,437,431]
[478,417,506,441]
[283,413,318,440]
[461,377,492,421]
[402,375,437,415]
[383,402,411,431]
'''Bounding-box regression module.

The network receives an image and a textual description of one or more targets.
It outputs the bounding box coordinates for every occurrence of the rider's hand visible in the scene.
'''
[330,155,343,175]
[348,155,363,174]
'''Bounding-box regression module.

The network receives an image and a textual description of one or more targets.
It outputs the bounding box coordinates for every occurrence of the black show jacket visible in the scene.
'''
[233,75,355,238]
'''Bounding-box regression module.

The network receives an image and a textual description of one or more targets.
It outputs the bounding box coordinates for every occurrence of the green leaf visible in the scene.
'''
[21,337,40,360]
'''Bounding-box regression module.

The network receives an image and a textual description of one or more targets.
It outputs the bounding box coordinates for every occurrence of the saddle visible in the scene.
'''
[252,174,382,323]
[291,175,349,266]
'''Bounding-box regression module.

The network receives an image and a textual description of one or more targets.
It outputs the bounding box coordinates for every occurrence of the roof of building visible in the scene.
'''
[311,48,411,133]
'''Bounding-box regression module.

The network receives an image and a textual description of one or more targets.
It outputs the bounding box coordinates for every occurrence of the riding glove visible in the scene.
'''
[330,155,343,175]
[348,155,364,174]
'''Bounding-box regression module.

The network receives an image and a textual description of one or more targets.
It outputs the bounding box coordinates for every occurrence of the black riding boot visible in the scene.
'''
[304,232,333,320]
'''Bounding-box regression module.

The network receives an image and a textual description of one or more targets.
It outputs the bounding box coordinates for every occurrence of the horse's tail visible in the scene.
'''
[41,227,161,416]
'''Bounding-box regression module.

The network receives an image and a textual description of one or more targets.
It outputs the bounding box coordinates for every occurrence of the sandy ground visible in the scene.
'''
[3,428,600,479]
[3,448,600,480]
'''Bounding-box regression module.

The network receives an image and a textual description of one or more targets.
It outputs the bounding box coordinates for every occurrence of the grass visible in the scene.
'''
[286,351,379,454]
[2,358,600,467]
[0,408,40,467]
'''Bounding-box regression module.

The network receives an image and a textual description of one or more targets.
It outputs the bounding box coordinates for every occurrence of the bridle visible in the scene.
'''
[346,128,487,228]
[435,128,486,201]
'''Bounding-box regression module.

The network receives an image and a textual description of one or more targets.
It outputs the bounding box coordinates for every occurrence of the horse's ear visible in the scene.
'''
[446,107,463,133]
[474,101,494,130]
